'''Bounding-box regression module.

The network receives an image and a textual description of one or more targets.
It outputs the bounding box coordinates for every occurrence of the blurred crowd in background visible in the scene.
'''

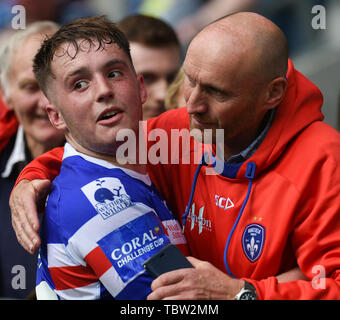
[0,0,339,127]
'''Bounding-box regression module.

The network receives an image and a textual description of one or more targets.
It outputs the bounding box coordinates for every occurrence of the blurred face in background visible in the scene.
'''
[4,33,65,156]
[130,42,181,120]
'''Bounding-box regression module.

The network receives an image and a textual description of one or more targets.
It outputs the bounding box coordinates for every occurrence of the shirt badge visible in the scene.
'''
[242,224,265,262]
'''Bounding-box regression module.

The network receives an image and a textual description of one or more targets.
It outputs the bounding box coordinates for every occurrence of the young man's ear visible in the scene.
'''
[264,77,288,110]
[46,103,67,131]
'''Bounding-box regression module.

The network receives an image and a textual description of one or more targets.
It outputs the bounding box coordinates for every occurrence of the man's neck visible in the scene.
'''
[223,111,272,162]
[25,133,63,159]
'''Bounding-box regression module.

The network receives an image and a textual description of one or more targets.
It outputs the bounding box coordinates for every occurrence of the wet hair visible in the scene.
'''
[33,15,132,96]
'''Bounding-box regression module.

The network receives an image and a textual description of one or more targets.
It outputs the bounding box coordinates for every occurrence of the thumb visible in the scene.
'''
[186,256,205,267]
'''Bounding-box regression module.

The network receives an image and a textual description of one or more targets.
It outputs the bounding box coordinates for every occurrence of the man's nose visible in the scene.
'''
[186,86,207,114]
[37,91,48,110]
[151,78,168,104]
[96,76,114,103]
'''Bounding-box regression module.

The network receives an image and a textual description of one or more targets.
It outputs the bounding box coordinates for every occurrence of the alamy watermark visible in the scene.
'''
[311,264,326,290]
[311,5,326,30]
[10,4,326,31]
[11,265,26,290]
[11,5,26,30]
[114,122,225,175]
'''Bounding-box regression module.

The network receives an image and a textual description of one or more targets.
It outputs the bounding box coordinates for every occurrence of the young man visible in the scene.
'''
[11,13,340,299]
[31,16,187,300]
[118,14,181,120]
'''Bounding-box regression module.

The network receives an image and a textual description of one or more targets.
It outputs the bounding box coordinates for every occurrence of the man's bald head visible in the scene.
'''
[190,12,288,83]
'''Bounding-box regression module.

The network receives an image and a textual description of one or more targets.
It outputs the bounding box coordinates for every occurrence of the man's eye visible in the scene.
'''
[74,80,87,90]
[142,73,156,85]
[206,86,226,99]
[185,75,195,88]
[20,82,39,93]
[108,71,122,78]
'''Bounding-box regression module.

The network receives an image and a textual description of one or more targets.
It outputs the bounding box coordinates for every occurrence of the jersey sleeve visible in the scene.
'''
[14,147,64,188]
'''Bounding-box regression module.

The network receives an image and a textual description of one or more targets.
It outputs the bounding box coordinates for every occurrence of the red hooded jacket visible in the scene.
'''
[15,60,340,299]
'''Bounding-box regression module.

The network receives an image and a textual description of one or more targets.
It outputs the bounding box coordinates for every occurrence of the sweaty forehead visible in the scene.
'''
[51,40,126,70]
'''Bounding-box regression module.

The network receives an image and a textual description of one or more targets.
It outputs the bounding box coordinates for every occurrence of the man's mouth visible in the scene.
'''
[191,116,215,128]
[97,108,123,122]
[99,111,120,121]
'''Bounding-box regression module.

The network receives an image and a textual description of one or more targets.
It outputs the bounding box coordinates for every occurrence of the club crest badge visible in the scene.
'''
[81,177,133,220]
[242,224,265,262]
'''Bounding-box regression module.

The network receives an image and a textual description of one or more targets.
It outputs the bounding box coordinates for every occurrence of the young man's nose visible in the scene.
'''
[96,77,114,103]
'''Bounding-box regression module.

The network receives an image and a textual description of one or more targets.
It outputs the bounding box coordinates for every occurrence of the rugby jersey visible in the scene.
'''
[36,143,187,300]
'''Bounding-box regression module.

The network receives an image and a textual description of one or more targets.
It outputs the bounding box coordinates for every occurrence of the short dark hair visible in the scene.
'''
[118,14,180,49]
[33,15,132,95]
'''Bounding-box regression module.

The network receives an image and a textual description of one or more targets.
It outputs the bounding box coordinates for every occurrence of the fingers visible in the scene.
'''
[151,269,188,291]
[12,215,39,254]
[147,269,191,300]
[9,179,50,254]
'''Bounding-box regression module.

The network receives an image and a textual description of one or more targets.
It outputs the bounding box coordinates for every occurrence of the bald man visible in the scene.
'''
[10,13,340,300]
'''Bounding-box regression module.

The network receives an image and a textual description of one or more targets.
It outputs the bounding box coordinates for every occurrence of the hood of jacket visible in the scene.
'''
[235,59,324,178]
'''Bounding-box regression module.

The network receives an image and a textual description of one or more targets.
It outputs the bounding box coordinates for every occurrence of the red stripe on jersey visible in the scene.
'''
[49,265,97,290]
[84,246,112,278]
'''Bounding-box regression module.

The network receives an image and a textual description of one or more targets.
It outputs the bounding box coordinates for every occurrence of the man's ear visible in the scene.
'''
[137,74,147,105]
[263,77,288,110]
[46,103,67,131]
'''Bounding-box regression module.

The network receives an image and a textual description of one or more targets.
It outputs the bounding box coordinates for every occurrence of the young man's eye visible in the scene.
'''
[74,80,87,90]
[108,70,122,78]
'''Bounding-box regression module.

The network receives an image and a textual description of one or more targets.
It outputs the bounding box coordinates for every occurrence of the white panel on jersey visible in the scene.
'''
[55,281,101,300]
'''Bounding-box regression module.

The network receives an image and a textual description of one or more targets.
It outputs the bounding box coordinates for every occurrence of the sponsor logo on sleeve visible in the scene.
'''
[98,212,170,282]
[161,220,187,245]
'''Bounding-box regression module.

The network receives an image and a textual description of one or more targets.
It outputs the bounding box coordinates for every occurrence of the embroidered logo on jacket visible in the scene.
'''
[81,178,133,220]
[242,224,265,262]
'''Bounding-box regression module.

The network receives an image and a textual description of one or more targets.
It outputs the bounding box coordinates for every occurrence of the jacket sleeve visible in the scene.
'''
[14,147,64,188]
[245,141,340,299]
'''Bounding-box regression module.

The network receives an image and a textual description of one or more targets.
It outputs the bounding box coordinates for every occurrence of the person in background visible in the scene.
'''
[0,96,18,154]
[164,67,186,110]
[0,21,65,299]
[118,14,181,120]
